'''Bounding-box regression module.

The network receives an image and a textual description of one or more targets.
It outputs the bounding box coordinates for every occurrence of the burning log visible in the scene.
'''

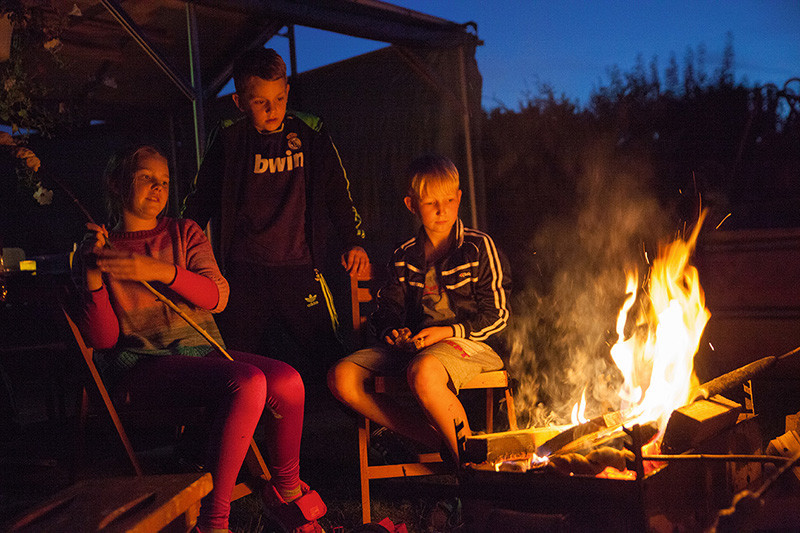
[463,420,659,465]
[660,395,741,454]
[546,420,659,458]
[535,411,624,457]
[548,447,634,476]
[462,427,561,464]
[690,355,778,402]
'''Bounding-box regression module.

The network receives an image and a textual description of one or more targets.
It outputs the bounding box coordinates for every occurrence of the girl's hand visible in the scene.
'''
[81,223,109,290]
[410,326,454,351]
[85,222,109,252]
[94,249,176,284]
[385,327,414,350]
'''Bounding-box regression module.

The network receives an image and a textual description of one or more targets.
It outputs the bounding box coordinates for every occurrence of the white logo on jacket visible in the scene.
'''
[253,150,304,174]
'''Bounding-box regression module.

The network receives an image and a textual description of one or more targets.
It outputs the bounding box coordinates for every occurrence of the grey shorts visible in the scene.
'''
[341,338,503,392]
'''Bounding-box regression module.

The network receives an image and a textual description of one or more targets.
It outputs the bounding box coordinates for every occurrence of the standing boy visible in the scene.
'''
[183,48,368,388]
[328,154,511,463]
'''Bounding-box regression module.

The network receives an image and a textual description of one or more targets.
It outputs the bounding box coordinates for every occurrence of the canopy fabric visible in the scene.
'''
[18,0,480,121]
[2,1,485,266]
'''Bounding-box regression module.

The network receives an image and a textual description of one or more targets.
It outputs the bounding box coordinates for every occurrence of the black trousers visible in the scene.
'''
[216,262,345,393]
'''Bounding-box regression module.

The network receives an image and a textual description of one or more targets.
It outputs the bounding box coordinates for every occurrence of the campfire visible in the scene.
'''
[459,213,800,531]
[467,213,712,472]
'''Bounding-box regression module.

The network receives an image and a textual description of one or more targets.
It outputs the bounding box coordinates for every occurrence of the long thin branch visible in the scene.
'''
[52,175,280,420]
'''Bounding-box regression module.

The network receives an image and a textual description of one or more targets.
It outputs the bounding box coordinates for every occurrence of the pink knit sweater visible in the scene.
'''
[75,217,229,377]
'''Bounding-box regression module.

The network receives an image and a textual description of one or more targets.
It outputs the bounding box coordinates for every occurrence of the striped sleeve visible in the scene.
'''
[462,230,510,342]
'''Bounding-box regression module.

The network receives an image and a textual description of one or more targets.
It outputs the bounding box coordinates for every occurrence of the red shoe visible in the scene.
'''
[261,481,327,533]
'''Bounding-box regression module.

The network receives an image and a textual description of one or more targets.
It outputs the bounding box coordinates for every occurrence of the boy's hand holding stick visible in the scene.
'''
[385,327,416,352]
[385,326,455,352]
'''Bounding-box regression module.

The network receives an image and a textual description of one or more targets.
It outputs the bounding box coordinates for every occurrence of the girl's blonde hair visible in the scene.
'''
[406,154,460,203]
[104,145,168,224]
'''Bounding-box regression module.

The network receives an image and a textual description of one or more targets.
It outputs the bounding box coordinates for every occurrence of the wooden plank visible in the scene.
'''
[661,395,742,454]
[461,370,508,389]
[463,427,562,463]
[766,430,800,482]
[374,370,509,394]
[367,461,450,479]
[9,472,212,533]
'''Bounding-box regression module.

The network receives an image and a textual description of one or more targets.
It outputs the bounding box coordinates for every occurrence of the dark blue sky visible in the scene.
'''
[256,0,799,111]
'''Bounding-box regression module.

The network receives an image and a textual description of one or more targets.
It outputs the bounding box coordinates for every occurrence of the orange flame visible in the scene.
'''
[571,386,589,425]
[610,212,710,433]
[566,213,711,437]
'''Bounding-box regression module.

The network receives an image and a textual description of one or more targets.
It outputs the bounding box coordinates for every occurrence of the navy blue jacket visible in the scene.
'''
[182,112,364,272]
[371,219,511,352]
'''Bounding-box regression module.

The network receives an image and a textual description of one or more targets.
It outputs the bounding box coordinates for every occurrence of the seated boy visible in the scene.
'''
[328,154,511,463]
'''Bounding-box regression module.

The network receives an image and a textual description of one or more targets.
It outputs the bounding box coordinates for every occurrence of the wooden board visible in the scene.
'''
[463,427,562,463]
[8,472,212,533]
[660,395,742,454]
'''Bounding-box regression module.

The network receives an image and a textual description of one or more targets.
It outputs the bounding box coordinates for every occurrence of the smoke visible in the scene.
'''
[508,140,673,427]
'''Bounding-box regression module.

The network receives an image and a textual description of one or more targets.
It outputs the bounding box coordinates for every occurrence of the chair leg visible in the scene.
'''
[505,388,518,431]
[73,386,90,480]
[358,415,371,524]
[184,500,201,530]
[485,389,494,433]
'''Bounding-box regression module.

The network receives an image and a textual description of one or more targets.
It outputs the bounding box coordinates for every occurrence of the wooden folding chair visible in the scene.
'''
[58,299,272,525]
[349,265,518,523]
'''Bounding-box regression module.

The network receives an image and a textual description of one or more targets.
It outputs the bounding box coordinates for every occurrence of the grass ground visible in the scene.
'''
[227,390,464,533]
[0,373,467,533]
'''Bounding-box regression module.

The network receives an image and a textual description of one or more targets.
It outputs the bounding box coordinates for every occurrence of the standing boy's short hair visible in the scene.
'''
[232,48,287,93]
[406,154,460,203]
[105,144,168,222]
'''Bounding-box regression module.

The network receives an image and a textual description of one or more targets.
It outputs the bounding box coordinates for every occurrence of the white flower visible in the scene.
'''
[33,183,53,205]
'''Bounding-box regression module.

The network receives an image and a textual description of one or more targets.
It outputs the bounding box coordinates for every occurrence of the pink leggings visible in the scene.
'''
[113,350,304,530]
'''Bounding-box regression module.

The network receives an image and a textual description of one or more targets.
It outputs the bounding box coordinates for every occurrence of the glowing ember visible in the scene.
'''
[608,212,710,434]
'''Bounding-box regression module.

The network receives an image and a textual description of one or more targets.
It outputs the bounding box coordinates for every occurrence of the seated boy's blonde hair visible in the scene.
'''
[406,154,460,202]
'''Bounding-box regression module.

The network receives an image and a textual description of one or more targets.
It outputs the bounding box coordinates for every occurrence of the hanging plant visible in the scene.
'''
[0,1,72,136]
[1,2,80,205]
[1,130,52,205]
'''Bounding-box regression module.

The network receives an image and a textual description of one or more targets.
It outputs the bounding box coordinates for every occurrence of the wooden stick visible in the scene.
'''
[140,280,229,359]
[643,454,791,463]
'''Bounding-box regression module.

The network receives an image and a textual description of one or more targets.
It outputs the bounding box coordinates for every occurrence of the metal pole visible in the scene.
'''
[101,0,195,101]
[168,114,180,215]
[457,45,478,229]
[186,2,206,169]
[287,24,297,78]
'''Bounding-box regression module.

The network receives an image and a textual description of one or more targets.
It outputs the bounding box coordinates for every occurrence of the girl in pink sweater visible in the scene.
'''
[73,145,325,533]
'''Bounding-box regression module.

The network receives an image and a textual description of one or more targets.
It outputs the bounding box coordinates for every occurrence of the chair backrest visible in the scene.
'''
[349,263,379,349]
[350,263,374,331]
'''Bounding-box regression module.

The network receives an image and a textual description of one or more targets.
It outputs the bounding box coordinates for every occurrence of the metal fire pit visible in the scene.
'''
[455,353,800,531]
[457,415,765,533]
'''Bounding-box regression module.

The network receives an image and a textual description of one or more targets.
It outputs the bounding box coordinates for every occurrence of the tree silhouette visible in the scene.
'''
[481,36,799,420]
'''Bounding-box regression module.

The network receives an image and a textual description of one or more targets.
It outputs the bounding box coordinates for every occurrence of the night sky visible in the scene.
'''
[253,0,800,110]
